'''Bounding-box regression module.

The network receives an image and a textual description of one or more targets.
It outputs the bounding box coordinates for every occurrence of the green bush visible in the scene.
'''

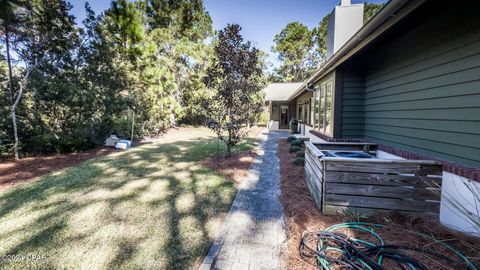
[0,131,14,158]
[23,133,57,153]
[291,139,302,146]
[256,111,268,126]
[289,117,298,134]
[289,145,301,153]
[0,141,14,158]
[292,157,305,166]
[296,151,305,158]
[286,135,296,142]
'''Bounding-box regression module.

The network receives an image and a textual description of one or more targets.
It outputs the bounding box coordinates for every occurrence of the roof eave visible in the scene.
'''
[286,0,426,101]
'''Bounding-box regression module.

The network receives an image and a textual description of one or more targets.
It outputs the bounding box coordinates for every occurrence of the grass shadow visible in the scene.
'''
[0,129,256,269]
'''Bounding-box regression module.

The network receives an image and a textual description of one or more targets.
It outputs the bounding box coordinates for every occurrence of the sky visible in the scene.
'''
[69,0,387,69]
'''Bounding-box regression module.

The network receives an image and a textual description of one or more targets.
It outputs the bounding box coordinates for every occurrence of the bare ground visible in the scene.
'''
[200,126,265,185]
[277,139,480,270]
[201,151,258,185]
[0,148,115,189]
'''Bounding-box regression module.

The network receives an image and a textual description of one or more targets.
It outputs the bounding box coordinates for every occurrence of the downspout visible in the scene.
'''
[305,84,315,92]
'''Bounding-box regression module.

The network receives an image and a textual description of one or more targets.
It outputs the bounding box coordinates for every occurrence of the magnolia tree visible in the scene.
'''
[204,24,265,155]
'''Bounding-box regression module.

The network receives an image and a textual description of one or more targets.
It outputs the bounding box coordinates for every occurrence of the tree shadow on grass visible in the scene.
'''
[0,136,256,269]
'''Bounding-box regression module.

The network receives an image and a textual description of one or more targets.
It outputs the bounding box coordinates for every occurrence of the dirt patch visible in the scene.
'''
[201,150,257,185]
[0,148,115,189]
[277,139,480,270]
[245,126,264,138]
[201,126,265,185]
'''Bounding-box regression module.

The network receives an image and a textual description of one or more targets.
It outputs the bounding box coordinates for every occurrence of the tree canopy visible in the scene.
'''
[272,22,317,82]
[0,0,383,157]
[270,2,384,83]
[0,0,221,158]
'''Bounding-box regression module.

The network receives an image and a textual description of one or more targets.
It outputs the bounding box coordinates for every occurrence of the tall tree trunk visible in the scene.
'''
[226,126,232,155]
[11,89,23,160]
[11,69,31,160]
[130,109,135,143]
[5,26,22,159]
[169,103,175,128]
[5,28,14,104]
[11,106,19,159]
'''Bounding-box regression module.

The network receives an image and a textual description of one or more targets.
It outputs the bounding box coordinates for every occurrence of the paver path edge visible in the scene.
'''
[199,130,289,270]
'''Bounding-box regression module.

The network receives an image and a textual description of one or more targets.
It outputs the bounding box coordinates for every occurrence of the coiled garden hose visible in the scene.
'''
[299,222,478,270]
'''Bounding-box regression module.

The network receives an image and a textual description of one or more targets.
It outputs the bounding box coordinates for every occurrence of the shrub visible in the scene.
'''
[256,111,268,126]
[289,117,298,134]
[289,145,301,153]
[0,131,14,158]
[292,157,305,166]
[286,135,296,142]
[296,151,305,158]
[340,208,368,222]
[23,133,57,153]
[291,139,302,146]
[0,141,14,158]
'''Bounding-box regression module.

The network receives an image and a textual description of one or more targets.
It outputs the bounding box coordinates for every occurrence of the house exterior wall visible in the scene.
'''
[440,172,480,236]
[341,72,365,138]
[267,101,296,130]
[269,102,280,121]
[328,2,480,234]
[344,2,480,169]
[375,149,480,236]
[304,124,327,143]
[295,92,313,125]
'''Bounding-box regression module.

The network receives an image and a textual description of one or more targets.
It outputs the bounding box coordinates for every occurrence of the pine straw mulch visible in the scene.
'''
[0,148,115,190]
[200,126,265,185]
[201,150,258,185]
[277,139,480,270]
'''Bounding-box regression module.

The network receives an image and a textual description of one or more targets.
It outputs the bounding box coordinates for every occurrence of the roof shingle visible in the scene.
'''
[263,83,303,101]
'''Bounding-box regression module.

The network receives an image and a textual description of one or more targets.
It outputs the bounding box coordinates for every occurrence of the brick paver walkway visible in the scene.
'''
[199,130,289,270]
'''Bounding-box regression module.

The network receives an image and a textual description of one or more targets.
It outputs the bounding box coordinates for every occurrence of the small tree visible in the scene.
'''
[204,24,265,155]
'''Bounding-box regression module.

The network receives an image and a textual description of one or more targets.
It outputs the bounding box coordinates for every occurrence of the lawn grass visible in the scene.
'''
[0,128,257,270]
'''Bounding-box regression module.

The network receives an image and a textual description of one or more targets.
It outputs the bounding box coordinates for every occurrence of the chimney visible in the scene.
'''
[326,1,364,59]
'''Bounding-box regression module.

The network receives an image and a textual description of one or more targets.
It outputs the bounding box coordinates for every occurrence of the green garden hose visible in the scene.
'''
[299,222,478,270]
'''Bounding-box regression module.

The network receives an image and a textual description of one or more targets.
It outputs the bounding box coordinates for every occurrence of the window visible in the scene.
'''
[319,85,325,131]
[310,97,314,126]
[308,102,310,124]
[304,101,309,125]
[314,88,320,129]
[325,82,333,136]
[313,81,334,135]
[297,99,310,125]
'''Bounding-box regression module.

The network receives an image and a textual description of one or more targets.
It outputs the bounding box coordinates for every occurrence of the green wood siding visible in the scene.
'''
[341,73,365,138]
[358,4,480,168]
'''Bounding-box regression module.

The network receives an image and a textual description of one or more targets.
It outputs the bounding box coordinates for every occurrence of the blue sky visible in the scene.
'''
[69,0,387,68]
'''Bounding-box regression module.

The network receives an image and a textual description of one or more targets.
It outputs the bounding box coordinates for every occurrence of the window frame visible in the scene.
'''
[312,79,335,136]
